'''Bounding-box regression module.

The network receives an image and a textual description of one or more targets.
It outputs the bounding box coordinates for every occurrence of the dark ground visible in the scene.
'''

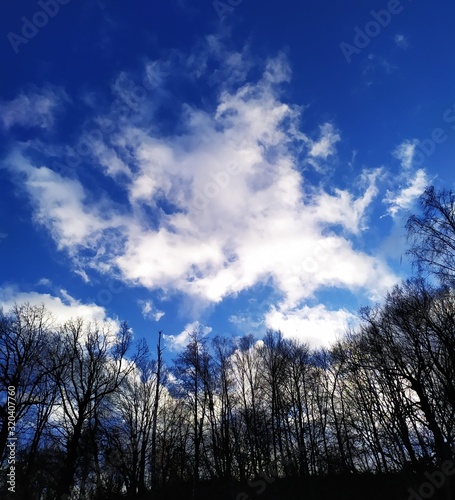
[130,472,452,500]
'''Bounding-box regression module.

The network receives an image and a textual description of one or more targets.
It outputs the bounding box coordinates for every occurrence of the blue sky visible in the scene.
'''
[1,0,454,358]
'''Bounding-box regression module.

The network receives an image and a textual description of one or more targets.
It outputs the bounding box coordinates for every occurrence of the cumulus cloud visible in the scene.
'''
[5,40,399,345]
[0,85,67,131]
[265,304,357,349]
[0,286,119,331]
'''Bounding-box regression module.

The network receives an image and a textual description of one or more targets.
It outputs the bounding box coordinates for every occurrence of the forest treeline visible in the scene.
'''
[1,187,455,500]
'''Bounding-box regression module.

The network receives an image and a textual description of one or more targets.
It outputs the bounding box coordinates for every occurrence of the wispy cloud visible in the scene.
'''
[384,168,428,217]
[394,34,409,50]
[383,139,429,218]
[393,139,417,170]
[139,299,165,321]
[4,149,127,255]
[362,54,396,83]
[0,85,67,131]
[308,123,340,160]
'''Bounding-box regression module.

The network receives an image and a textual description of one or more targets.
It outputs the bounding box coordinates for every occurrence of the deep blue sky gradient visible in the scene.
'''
[1,0,454,358]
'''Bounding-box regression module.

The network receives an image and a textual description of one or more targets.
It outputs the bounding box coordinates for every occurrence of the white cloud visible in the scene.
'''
[5,149,127,257]
[308,123,340,160]
[139,299,165,321]
[6,41,399,347]
[163,321,212,351]
[307,169,381,234]
[37,278,52,287]
[0,86,67,130]
[265,304,357,349]
[383,139,430,218]
[393,139,417,170]
[75,269,90,283]
[0,286,119,332]
[87,139,132,178]
[384,168,429,217]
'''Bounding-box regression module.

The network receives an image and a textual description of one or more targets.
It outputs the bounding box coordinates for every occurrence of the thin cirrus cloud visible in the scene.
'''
[3,40,401,348]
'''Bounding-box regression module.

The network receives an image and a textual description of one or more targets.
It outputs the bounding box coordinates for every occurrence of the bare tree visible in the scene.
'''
[50,319,140,498]
[172,328,213,500]
[407,186,455,285]
[0,304,56,466]
[150,330,164,492]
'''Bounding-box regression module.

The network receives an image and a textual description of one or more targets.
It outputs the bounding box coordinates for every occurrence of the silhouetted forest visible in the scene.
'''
[1,187,455,500]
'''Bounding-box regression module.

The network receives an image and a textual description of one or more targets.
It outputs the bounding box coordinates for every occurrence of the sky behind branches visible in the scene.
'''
[1,0,454,358]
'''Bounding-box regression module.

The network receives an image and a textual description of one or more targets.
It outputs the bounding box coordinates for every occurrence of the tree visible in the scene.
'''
[50,319,140,499]
[357,280,455,477]
[172,328,213,500]
[231,334,268,476]
[284,339,312,476]
[151,330,164,493]
[407,186,455,285]
[0,304,56,467]
[102,339,157,498]
[258,331,291,469]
